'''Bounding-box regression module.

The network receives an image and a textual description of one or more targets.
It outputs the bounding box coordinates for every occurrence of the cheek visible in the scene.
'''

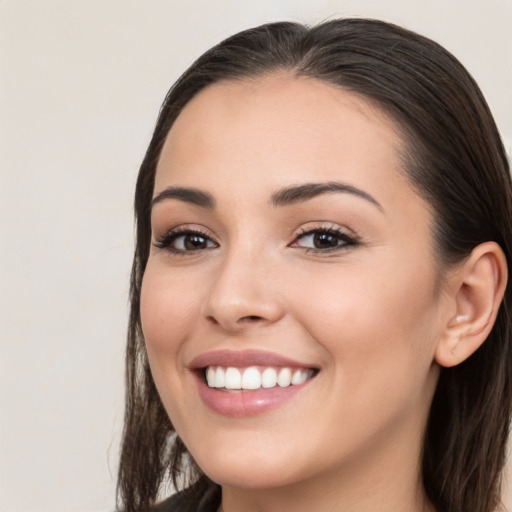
[292,267,440,444]
[288,259,440,387]
[141,264,195,345]
[139,263,202,385]
[139,264,207,429]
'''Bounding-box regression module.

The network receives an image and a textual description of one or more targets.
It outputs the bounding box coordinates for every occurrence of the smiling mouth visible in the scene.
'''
[203,366,318,391]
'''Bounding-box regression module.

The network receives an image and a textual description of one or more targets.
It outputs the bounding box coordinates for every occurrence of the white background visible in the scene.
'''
[1,1,511,511]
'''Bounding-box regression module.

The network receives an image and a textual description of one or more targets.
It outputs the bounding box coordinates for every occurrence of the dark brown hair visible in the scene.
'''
[117,18,512,512]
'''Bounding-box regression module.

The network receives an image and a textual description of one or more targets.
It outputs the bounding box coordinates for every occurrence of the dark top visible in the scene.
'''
[152,483,221,512]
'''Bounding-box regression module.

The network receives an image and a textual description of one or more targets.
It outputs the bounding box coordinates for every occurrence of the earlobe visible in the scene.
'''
[435,242,508,368]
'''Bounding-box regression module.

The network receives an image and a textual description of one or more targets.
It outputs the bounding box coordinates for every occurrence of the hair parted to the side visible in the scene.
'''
[117,18,512,512]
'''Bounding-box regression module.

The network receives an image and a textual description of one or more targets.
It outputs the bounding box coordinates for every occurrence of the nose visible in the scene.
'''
[202,249,284,333]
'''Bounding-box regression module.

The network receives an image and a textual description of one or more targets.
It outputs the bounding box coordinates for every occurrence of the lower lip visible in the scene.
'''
[194,373,314,417]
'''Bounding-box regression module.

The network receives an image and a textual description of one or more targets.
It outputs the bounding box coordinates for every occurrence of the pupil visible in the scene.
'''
[185,235,207,250]
[313,232,338,248]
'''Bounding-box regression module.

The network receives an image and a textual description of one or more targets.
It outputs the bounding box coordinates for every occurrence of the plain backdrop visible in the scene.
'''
[1,1,511,511]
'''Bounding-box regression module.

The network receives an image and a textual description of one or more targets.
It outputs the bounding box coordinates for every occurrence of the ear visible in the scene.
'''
[435,242,508,368]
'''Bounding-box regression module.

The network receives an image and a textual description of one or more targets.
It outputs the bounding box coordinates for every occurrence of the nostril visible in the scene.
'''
[239,315,263,322]
[205,314,263,327]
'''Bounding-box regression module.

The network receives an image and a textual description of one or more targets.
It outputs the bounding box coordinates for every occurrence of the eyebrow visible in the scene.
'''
[151,186,215,209]
[150,181,382,212]
[270,181,383,210]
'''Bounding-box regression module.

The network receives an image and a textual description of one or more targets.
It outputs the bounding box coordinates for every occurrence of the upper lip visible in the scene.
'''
[189,349,318,370]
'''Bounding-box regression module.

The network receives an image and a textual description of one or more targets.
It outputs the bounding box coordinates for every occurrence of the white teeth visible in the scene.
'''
[292,369,308,385]
[261,367,277,388]
[214,366,225,388]
[225,367,242,389]
[205,366,314,390]
[277,367,292,387]
[206,367,216,387]
[241,367,261,389]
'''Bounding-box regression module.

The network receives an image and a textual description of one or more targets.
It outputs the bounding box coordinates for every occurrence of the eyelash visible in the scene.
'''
[153,227,218,254]
[291,225,360,253]
[153,225,359,255]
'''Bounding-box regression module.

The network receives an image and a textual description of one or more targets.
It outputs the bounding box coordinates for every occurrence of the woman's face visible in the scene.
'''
[141,76,448,492]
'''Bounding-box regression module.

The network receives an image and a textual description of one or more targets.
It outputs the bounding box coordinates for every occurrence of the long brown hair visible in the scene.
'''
[117,19,512,512]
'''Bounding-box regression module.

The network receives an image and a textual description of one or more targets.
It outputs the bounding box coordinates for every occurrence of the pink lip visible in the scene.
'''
[189,350,318,417]
[194,374,314,417]
[189,349,317,370]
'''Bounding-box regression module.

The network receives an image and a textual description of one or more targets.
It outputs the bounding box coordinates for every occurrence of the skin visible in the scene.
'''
[141,75,470,512]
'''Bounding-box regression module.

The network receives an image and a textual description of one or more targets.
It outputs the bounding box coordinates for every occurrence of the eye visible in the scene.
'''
[291,226,359,252]
[153,228,218,253]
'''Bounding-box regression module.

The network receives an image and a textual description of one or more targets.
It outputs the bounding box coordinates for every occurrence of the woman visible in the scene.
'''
[117,18,512,512]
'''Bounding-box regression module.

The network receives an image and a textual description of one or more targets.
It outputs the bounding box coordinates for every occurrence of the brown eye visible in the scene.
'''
[170,233,217,251]
[292,227,358,252]
[312,232,340,249]
[182,234,210,250]
[153,229,218,253]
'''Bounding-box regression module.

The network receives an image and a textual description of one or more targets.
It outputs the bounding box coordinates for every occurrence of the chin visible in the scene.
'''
[201,462,296,491]
[188,441,308,491]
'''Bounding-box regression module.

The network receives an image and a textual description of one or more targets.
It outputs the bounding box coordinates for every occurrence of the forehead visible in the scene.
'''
[154,74,419,214]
